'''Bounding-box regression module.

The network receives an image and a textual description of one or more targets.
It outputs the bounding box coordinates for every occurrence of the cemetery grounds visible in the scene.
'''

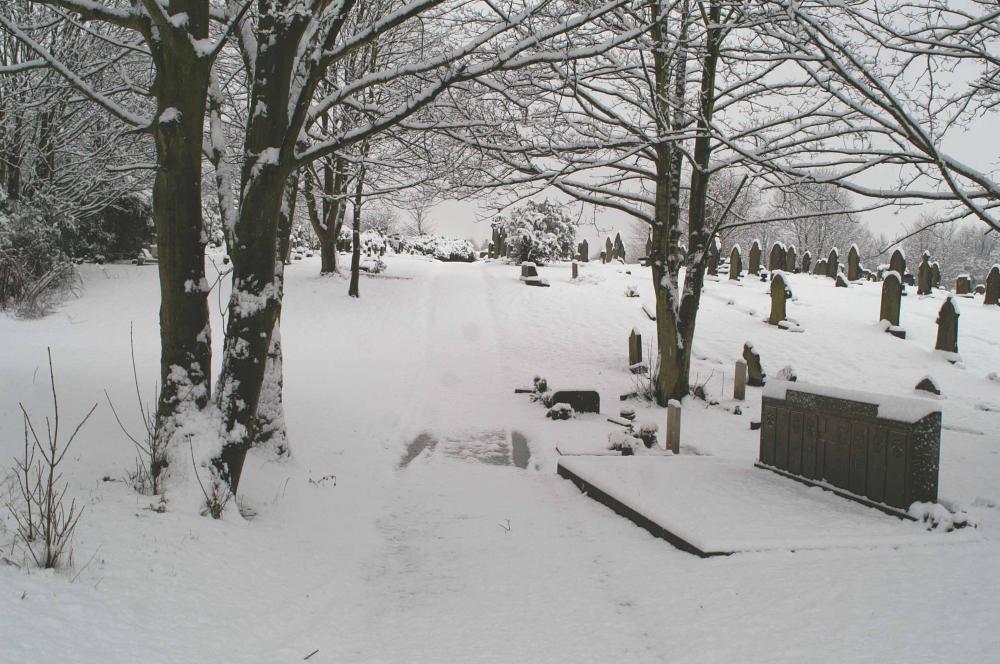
[1,253,999,662]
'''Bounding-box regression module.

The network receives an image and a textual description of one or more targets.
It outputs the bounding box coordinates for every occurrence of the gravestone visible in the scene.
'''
[880,272,905,338]
[759,382,941,511]
[847,244,862,281]
[613,233,626,262]
[729,245,743,281]
[785,245,797,273]
[734,359,747,400]
[915,376,940,395]
[743,342,765,387]
[520,262,539,279]
[889,249,906,277]
[550,390,600,414]
[931,262,941,289]
[768,242,786,272]
[769,273,790,325]
[707,236,721,276]
[572,262,579,279]
[826,248,839,279]
[935,297,959,355]
[835,273,848,288]
[605,237,614,264]
[813,259,827,276]
[801,251,812,274]
[903,273,915,287]
[645,234,653,260]
[666,401,681,454]
[985,265,1000,305]
[917,252,933,295]
[628,328,643,369]
[578,239,589,263]
[748,240,762,275]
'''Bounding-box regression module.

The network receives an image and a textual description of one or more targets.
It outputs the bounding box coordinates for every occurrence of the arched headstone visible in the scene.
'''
[707,236,721,276]
[769,272,790,325]
[889,249,906,276]
[917,252,933,295]
[785,245,797,273]
[729,245,743,281]
[935,296,959,355]
[814,259,827,276]
[956,275,972,295]
[604,237,613,264]
[748,240,762,275]
[880,272,904,337]
[984,265,1000,305]
[847,245,861,281]
[827,248,840,279]
[578,239,589,263]
[931,262,941,288]
[801,251,812,274]
[613,232,625,262]
[768,242,786,272]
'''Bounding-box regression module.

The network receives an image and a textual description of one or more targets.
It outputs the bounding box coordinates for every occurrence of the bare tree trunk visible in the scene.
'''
[348,164,365,298]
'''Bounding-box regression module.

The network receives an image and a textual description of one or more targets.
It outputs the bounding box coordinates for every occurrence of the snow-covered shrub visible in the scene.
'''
[624,284,640,298]
[533,376,548,393]
[908,502,974,532]
[547,403,574,420]
[495,200,576,265]
[396,234,477,262]
[608,431,642,456]
[636,421,659,448]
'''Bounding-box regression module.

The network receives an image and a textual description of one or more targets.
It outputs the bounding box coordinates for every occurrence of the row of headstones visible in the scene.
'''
[488,227,509,259]
[598,233,626,264]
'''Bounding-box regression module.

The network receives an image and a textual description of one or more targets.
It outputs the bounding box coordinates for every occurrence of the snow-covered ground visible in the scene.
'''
[2,254,999,662]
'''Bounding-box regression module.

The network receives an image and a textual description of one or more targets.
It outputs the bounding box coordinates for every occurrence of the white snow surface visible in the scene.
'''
[1,255,999,662]
[763,379,941,422]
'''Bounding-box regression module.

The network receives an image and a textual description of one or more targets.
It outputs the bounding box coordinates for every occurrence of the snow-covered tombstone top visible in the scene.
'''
[497,201,576,266]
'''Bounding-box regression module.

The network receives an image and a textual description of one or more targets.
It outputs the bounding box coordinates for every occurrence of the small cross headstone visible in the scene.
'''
[729,245,743,280]
[748,240,762,275]
[984,265,1000,305]
[935,296,960,356]
[742,342,765,387]
[768,242,786,272]
[889,248,906,277]
[666,400,681,454]
[734,359,747,400]
[880,272,905,338]
[826,248,839,279]
[955,274,972,295]
[918,252,933,295]
[769,272,790,325]
[801,251,812,274]
[847,244,861,281]
[785,245,797,273]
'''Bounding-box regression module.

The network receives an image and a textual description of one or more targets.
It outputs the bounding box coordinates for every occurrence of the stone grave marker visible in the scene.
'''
[743,342,765,386]
[768,242,786,272]
[572,262,579,279]
[889,248,906,276]
[666,401,681,454]
[835,273,848,288]
[734,359,747,400]
[785,245,797,273]
[847,244,862,281]
[550,390,600,413]
[955,275,972,295]
[748,240,762,275]
[769,272,790,325]
[931,262,941,289]
[880,272,905,338]
[935,296,959,356]
[918,252,933,295]
[645,234,653,260]
[628,328,644,372]
[613,233,626,262]
[707,236,720,276]
[605,237,614,264]
[903,273,915,287]
[729,245,742,280]
[578,239,589,262]
[814,259,827,276]
[520,262,539,279]
[801,251,812,274]
[826,248,840,279]
[985,265,1000,305]
[975,284,986,295]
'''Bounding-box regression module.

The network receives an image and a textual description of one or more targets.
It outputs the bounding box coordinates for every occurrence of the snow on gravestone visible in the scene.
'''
[729,245,742,281]
[707,236,721,276]
[826,247,840,279]
[785,245,797,273]
[768,272,790,326]
[918,252,933,295]
[847,245,862,281]
[628,328,644,372]
[801,251,812,274]
[577,239,589,263]
[748,240,762,275]
[742,342,766,387]
[931,262,941,289]
[604,237,614,264]
[880,272,905,339]
[768,242,786,272]
[889,249,906,278]
[813,259,827,276]
[935,296,960,358]
[984,265,1000,306]
[759,381,942,510]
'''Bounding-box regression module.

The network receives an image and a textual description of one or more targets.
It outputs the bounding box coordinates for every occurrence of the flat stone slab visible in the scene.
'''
[557,455,977,557]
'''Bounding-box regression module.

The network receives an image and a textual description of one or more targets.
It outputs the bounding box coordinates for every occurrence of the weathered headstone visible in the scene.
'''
[917,252,933,295]
[748,240,762,275]
[743,342,765,386]
[984,265,1000,305]
[645,234,653,260]
[847,244,862,281]
[880,272,905,338]
[813,259,827,276]
[628,328,643,369]
[975,284,986,295]
[801,251,812,274]
[931,262,941,289]
[889,248,906,277]
[666,400,681,454]
[550,390,600,414]
[955,274,972,295]
[835,273,848,288]
[578,239,589,262]
[826,248,839,279]
[520,262,539,279]
[768,242,786,272]
[935,296,960,356]
[769,272,789,325]
[734,359,747,400]
[785,245,797,273]
[707,236,721,276]
[613,233,625,262]
[915,376,940,395]
[571,262,579,279]
[903,273,915,287]
[604,237,614,264]
[729,245,742,281]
